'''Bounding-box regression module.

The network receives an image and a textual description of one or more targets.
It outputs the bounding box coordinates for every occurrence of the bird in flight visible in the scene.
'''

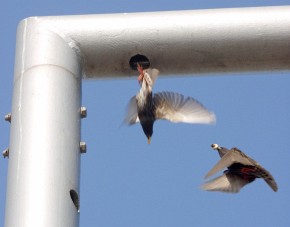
[202,144,278,193]
[124,64,216,144]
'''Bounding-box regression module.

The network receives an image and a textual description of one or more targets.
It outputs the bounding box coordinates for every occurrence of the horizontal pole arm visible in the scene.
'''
[17,6,290,79]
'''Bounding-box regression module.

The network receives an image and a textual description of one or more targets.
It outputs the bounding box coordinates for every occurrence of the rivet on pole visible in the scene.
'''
[79,142,86,154]
[3,148,9,158]
[5,113,11,123]
[80,107,87,119]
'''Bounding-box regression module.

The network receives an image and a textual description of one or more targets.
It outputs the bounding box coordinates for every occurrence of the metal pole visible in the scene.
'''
[4,5,290,227]
[5,19,82,226]
[41,5,290,78]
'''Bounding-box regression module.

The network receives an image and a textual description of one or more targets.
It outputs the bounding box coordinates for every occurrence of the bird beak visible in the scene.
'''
[147,137,151,144]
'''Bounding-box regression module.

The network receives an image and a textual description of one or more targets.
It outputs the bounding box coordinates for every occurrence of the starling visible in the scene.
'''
[124,64,216,144]
[202,144,278,193]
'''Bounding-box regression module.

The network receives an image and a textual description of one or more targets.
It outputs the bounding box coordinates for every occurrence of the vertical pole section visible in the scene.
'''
[5,18,82,227]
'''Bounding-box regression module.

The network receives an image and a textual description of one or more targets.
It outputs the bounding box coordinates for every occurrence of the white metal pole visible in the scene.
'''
[39,5,290,78]
[5,5,290,227]
[5,19,82,226]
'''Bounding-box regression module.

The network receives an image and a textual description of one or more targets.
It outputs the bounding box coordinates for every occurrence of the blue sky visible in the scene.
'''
[1,1,290,227]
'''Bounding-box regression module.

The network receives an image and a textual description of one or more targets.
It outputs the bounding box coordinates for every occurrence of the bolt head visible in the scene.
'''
[4,113,11,122]
[80,107,87,118]
[80,142,86,153]
[2,148,9,158]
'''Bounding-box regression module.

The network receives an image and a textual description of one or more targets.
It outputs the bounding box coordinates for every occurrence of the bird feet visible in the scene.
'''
[137,63,144,85]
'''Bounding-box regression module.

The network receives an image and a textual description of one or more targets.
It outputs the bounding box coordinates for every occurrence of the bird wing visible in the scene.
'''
[123,96,139,125]
[255,164,278,192]
[205,148,253,179]
[202,171,249,193]
[143,68,159,87]
[231,148,278,191]
[263,175,278,192]
[153,92,216,124]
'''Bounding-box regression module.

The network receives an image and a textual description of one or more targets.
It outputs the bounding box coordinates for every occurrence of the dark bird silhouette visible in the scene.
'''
[202,144,278,193]
[124,64,216,144]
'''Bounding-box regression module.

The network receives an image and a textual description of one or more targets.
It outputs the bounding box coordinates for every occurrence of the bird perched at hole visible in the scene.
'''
[124,64,216,144]
[202,144,278,193]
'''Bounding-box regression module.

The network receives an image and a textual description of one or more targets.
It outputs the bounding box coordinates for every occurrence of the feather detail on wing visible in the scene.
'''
[254,164,278,192]
[231,148,278,192]
[123,96,139,125]
[263,174,278,192]
[202,171,249,193]
[153,92,216,124]
[205,149,253,179]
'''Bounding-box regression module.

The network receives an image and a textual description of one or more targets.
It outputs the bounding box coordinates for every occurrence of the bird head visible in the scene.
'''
[211,143,228,157]
[211,143,220,150]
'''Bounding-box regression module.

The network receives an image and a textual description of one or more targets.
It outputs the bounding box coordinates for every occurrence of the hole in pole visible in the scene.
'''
[70,189,80,212]
[129,54,150,70]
